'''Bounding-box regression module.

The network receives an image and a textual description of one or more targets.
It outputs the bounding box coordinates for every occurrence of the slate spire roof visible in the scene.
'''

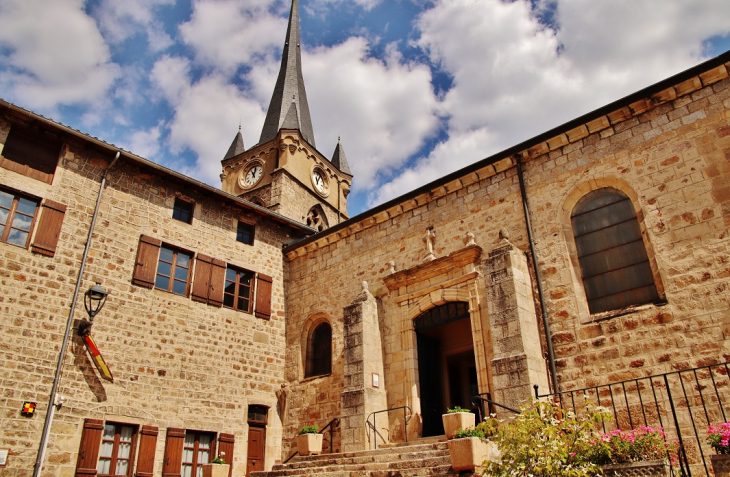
[223,125,245,160]
[259,0,316,147]
[331,137,351,175]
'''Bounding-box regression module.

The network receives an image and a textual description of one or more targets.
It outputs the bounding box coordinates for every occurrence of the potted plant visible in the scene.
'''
[708,422,730,476]
[296,421,323,456]
[589,427,677,477]
[486,400,606,477]
[442,405,475,439]
[202,456,230,477]
[447,419,500,473]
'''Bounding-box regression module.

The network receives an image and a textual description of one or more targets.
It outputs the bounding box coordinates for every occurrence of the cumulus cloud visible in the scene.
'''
[304,39,440,189]
[306,0,382,13]
[126,125,164,159]
[370,0,730,206]
[150,56,267,183]
[179,0,287,73]
[93,0,175,52]
[0,0,119,109]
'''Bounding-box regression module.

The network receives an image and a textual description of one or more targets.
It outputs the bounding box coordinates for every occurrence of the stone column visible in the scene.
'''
[484,238,549,413]
[339,282,388,452]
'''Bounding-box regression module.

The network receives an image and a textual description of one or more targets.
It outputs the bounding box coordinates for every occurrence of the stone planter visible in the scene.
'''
[296,433,323,456]
[202,464,230,477]
[442,412,475,439]
[712,454,730,477]
[447,437,499,472]
[601,460,670,477]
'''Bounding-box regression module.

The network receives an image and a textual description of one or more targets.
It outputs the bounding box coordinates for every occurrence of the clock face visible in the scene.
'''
[312,170,325,193]
[244,165,263,187]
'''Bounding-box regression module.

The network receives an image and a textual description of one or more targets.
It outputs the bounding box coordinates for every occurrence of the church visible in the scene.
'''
[0,0,729,475]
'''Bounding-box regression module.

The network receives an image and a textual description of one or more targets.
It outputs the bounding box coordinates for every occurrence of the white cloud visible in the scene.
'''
[304,39,441,189]
[126,125,164,159]
[179,0,287,73]
[93,0,174,52]
[371,0,730,206]
[306,0,382,13]
[150,56,267,183]
[0,0,120,109]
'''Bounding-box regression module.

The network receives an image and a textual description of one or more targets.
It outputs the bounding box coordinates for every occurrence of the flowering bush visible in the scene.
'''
[708,422,730,454]
[589,426,677,465]
[299,421,319,435]
[486,400,609,477]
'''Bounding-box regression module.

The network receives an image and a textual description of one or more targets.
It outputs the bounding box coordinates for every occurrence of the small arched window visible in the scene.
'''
[305,322,332,378]
[571,188,659,314]
[306,205,329,232]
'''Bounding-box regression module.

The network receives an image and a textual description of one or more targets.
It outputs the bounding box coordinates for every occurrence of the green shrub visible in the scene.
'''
[299,421,319,435]
[447,405,471,413]
[454,427,485,439]
[211,456,226,464]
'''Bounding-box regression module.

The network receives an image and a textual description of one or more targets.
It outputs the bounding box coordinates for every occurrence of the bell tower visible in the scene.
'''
[220,0,352,230]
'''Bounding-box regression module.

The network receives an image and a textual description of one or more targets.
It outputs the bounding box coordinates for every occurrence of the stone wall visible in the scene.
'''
[283,66,730,445]
[0,120,297,476]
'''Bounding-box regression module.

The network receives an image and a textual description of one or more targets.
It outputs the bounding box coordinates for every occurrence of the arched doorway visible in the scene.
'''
[415,301,477,437]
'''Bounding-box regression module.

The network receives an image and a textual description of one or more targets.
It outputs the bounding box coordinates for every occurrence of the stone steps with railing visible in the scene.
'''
[251,440,478,477]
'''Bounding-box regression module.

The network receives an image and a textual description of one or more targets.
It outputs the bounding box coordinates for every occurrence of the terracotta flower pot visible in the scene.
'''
[202,463,230,477]
[442,412,475,439]
[601,460,670,477]
[712,454,730,477]
[296,433,323,456]
[447,437,499,472]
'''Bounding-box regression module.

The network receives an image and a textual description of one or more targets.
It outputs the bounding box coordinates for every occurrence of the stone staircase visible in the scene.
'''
[251,438,478,477]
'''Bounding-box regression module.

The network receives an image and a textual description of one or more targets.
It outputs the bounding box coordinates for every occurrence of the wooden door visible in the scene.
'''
[246,426,266,475]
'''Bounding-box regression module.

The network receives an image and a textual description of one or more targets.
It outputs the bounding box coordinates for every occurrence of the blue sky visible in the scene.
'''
[1,0,729,217]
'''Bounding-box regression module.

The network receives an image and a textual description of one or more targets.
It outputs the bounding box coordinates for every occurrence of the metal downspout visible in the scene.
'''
[33,151,121,477]
[515,153,559,395]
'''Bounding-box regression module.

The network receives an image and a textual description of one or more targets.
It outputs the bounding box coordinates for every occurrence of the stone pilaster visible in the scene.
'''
[484,238,549,413]
[339,283,388,452]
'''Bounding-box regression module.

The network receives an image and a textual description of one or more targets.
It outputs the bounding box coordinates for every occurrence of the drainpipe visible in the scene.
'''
[33,151,121,477]
[337,179,341,224]
[515,154,559,395]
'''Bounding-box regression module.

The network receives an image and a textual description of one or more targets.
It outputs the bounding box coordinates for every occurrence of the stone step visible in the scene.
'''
[269,454,451,474]
[277,444,449,470]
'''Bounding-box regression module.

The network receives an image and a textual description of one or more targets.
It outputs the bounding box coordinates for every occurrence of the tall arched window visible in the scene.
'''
[571,188,659,314]
[305,322,332,377]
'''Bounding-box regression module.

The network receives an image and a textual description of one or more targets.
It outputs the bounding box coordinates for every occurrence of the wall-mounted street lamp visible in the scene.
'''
[78,283,108,336]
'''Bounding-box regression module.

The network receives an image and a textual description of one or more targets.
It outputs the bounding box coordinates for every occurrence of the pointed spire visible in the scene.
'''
[331,136,351,175]
[223,125,245,160]
[259,0,316,147]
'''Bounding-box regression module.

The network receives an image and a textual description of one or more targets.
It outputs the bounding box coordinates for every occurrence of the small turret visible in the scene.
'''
[223,126,245,160]
[331,137,351,175]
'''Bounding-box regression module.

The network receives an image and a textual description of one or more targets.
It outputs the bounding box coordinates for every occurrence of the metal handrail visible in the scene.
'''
[366,406,413,449]
[283,417,341,464]
[471,392,519,422]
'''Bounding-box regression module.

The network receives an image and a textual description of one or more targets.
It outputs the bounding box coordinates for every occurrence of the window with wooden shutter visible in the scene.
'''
[571,188,659,314]
[75,418,105,477]
[223,266,255,313]
[0,124,61,184]
[97,423,138,477]
[182,431,216,477]
[217,433,235,477]
[32,199,66,257]
[191,254,213,303]
[0,187,40,248]
[254,274,272,319]
[162,428,186,477]
[155,246,192,296]
[134,425,158,477]
[132,236,161,289]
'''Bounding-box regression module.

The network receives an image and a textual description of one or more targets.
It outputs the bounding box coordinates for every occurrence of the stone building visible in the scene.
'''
[0,0,729,475]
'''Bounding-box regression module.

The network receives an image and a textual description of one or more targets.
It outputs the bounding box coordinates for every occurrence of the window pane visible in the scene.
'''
[239,273,252,286]
[11,212,33,232]
[224,280,236,295]
[99,440,114,459]
[16,197,37,216]
[225,268,236,281]
[159,247,174,262]
[6,229,28,246]
[172,279,187,295]
[223,294,234,308]
[155,275,170,290]
[183,447,194,462]
[198,449,209,464]
[119,426,133,442]
[0,190,13,209]
[97,458,112,474]
[0,208,7,226]
[176,253,190,269]
[157,260,172,277]
[199,434,211,448]
[115,459,129,476]
[182,464,193,477]
[238,297,249,311]
[117,441,131,459]
[184,432,195,447]
[174,265,189,281]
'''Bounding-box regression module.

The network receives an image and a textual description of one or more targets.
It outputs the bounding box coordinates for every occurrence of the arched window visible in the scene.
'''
[571,188,659,314]
[305,322,332,378]
[306,205,329,232]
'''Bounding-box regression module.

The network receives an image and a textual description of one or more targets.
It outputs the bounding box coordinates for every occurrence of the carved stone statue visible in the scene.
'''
[424,228,436,261]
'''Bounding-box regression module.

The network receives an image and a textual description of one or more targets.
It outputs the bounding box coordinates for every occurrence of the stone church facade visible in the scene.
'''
[0,0,729,475]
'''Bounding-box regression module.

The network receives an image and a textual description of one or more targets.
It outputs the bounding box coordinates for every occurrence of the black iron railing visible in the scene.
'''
[366,406,413,449]
[283,417,340,464]
[471,392,520,422]
[534,361,730,477]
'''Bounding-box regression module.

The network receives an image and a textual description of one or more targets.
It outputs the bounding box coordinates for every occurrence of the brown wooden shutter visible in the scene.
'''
[191,254,213,303]
[132,235,161,289]
[31,199,66,257]
[218,433,235,477]
[254,274,273,319]
[162,428,185,477]
[135,425,159,477]
[208,259,227,308]
[75,418,104,476]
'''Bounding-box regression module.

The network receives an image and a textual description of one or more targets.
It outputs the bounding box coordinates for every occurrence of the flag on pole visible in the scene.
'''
[82,334,114,382]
